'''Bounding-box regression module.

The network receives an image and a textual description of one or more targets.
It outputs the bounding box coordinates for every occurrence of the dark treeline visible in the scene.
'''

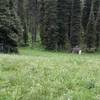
[40,0,100,52]
[0,0,100,53]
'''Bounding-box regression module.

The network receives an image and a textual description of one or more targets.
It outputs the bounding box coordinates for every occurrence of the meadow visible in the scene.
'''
[0,48,100,100]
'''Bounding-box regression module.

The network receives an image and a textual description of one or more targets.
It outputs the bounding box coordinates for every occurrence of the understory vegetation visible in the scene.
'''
[0,48,100,100]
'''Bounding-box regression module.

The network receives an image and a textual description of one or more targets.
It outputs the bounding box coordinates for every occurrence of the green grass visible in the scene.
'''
[0,48,100,100]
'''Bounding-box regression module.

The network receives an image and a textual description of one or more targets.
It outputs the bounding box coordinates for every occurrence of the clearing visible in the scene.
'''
[0,48,100,100]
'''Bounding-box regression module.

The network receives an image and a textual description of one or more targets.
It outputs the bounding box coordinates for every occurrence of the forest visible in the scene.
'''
[0,0,100,100]
[0,0,100,53]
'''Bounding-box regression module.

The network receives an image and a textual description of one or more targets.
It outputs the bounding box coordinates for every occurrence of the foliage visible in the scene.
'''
[57,0,71,50]
[70,0,81,48]
[95,8,100,49]
[0,0,100,53]
[82,0,92,32]
[40,0,58,50]
[86,7,96,51]
[0,0,22,53]
[93,0,100,20]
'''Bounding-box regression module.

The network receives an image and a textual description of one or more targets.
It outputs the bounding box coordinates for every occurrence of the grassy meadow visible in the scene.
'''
[0,48,100,100]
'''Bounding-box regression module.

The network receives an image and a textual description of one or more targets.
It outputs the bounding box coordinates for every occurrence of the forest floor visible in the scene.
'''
[0,47,100,100]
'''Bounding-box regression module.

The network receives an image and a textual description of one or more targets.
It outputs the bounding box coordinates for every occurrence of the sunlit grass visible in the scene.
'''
[0,48,100,100]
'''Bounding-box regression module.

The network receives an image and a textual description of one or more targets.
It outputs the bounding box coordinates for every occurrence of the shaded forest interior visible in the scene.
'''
[0,0,100,53]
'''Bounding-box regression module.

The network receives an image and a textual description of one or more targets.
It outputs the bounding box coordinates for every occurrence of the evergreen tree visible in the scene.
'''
[95,8,100,49]
[93,0,100,49]
[57,0,72,50]
[82,0,92,31]
[28,0,38,46]
[93,0,100,20]
[17,0,28,46]
[40,0,58,50]
[0,0,22,53]
[70,0,81,48]
[86,6,96,51]
[39,0,46,46]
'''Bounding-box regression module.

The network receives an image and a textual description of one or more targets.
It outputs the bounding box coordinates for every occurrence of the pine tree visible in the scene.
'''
[93,0,100,49]
[95,8,100,49]
[17,0,28,46]
[40,0,58,50]
[86,6,96,52]
[28,0,38,46]
[93,0,100,20]
[70,0,81,48]
[82,0,92,31]
[57,0,72,50]
[39,0,46,46]
[39,0,48,47]
[0,0,22,53]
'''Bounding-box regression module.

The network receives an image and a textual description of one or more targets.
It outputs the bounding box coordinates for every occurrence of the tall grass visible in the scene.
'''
[0,48,100,100]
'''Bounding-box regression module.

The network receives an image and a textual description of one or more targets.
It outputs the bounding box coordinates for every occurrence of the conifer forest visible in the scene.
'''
[0,0,100,53]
